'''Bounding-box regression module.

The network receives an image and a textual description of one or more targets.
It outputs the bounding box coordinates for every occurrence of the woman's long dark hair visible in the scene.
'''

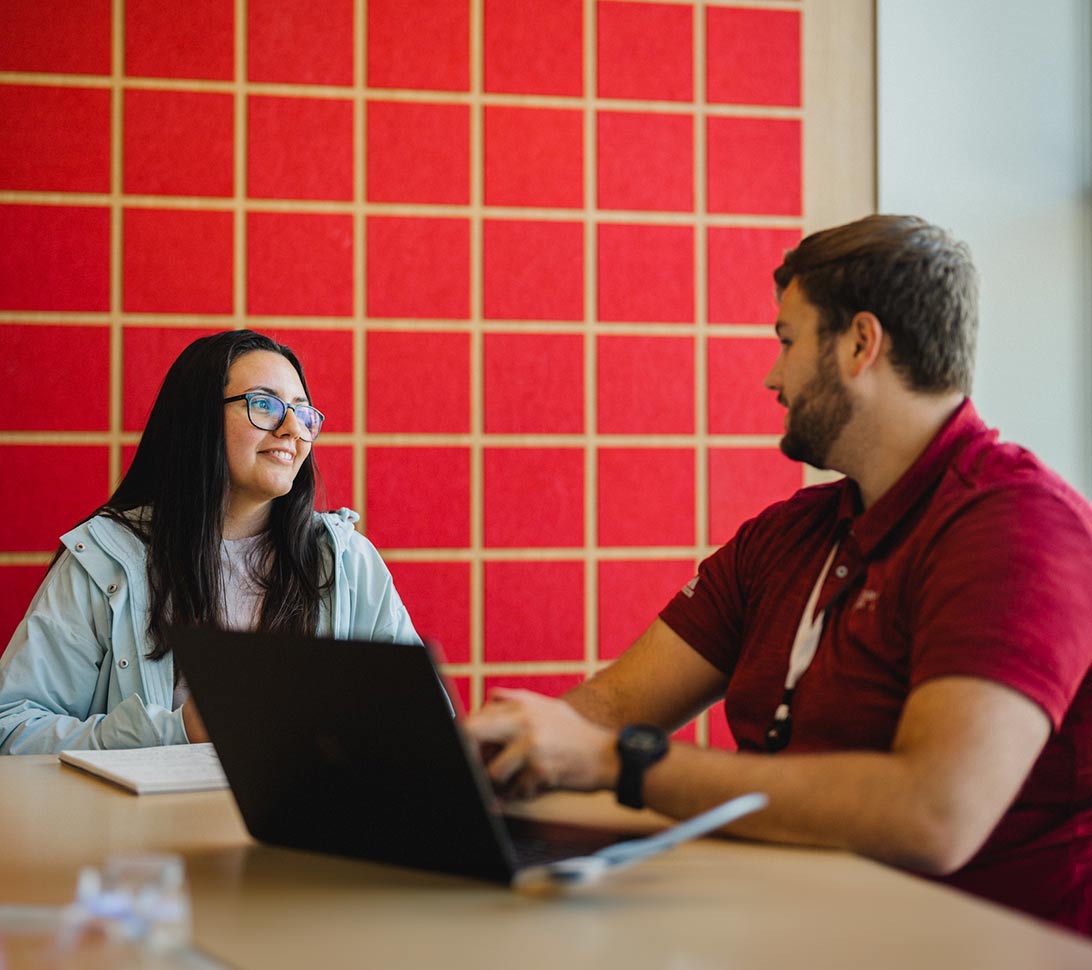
[88,330,329,658]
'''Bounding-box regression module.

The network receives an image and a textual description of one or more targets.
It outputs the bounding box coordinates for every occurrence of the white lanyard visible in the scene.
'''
[765,543,840,751]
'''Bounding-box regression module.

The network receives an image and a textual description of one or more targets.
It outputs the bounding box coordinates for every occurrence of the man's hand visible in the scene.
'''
[466,688,619,800]
[181,697,210,743]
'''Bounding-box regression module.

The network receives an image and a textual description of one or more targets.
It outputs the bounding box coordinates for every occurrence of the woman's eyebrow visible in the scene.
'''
[245,384,310,404]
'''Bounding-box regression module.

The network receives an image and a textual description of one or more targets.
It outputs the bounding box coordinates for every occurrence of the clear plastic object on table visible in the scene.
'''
[59,854,193,954]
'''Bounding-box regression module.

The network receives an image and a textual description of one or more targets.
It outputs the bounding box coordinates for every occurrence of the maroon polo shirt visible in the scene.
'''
[661,399,1092,933]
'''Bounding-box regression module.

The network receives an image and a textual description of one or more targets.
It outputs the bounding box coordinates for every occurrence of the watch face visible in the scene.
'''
[620,724,668,758]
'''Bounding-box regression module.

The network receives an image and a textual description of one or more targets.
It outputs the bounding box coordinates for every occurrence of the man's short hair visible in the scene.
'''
[773,215,978,395]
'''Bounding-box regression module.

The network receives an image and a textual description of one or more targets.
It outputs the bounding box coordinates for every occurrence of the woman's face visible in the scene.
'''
[222,350,312,532]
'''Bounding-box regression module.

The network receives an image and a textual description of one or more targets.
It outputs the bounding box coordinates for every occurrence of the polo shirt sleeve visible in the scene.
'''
[659,530,748,677]
[909,485,1092,730]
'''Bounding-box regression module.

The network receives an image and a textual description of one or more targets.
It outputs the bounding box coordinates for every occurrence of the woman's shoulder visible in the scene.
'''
[62,510,148,556]
[314,508,370,551]
[314,507,361,529]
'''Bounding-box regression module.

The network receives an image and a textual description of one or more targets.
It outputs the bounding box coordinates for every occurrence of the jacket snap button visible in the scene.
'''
[118,658,130,669]
[107,583,119,594]
[75,543,86,552]
[834,565,849,579]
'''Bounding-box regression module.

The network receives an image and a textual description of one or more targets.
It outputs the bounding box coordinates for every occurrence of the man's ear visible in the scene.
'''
[844,311,884,377]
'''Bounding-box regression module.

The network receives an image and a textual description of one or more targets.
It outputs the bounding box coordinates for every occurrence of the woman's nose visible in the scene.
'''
[276,406,305,438]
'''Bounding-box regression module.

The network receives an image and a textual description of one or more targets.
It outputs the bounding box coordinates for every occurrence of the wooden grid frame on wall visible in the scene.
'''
[0,0,874,744]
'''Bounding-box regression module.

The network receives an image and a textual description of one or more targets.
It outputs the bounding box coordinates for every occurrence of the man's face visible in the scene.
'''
[763,280,854,469]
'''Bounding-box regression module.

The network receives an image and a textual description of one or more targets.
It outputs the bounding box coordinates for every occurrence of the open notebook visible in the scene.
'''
[59,743,228,795]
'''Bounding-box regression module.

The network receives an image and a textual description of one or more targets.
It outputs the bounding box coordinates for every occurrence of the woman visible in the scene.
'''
[0,330,419,754]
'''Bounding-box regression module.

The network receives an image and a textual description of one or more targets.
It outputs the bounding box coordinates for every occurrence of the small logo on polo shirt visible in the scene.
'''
[681,576,699,598]
[853,589,879,612]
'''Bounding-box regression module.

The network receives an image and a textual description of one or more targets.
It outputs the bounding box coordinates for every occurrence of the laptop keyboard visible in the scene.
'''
[503,815,635,866]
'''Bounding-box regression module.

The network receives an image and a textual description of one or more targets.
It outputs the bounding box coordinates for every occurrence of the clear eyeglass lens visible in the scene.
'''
[246,394,285,431]
[295,406,323,439]
[246,394,323,441]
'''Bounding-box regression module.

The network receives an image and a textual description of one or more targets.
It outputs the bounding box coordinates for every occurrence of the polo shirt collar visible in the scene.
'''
[836,397,987,558]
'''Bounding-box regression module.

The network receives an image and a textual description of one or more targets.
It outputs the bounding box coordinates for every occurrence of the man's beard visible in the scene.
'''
[779,341,854,469]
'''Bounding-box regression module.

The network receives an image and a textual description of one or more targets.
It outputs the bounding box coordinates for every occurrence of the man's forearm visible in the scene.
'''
[627,677,1049,878]
[641,742,960,873]
[563,680,628,730]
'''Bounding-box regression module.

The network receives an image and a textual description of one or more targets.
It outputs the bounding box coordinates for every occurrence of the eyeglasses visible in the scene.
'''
[223,392,325,442]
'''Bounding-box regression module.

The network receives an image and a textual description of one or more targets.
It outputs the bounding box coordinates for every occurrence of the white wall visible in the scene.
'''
[877,0,1092,496]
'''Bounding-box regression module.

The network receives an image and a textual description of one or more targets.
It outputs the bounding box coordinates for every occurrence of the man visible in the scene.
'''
[467,215,1092,934]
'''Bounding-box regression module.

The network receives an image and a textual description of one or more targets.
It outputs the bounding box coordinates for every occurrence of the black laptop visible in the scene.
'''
[168,627,642,884]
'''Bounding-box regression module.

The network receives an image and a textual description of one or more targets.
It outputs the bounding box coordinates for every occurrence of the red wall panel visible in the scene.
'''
[0,86,111,193]
[0,0,111,75]
[248,0,354,86]
[125,0,234,80]
[0,325,110,431]
[484,0,583,96]
[483,333,584,434]
[124,90,234,197]
[367,101,470,205]
[367,0,469,92]
[0,0,804,721]
[597,2,692,102]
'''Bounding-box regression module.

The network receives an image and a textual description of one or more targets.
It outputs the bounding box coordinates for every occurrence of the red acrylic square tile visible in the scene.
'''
[597,112,693,212]
[598,448,694,547]
[707,6,800,107]
[366,330,470,434]
[248,0,353,85]
[708,226,800,324]
[707,117,801,215]
[483,673,584,701]
[707,337,783,434]
[597,335,694,434]
[124,89,233,198]
[122,326,220,430]
[597,559,695,660]
[598,223,693,323]
[367,0,469,92]
[483,333,584,434]
[125,0,233,80]
[365,447,470,549]
[0,564,49,656]
[124,208,233,314]
[0,205,109,312]
[597,2,692,102]
[0,86,110,193]
[484,107,583,209]
[367,101,469,205]
[247,212,354,317]
[1,447,109,552]
[248,96,354,201]
[484,561,584,662]
[0,0,111,75]
[312,444,353,511]
[484,449,584,548]
[708,447,803,544]
[483,220,583,321]
[385,561,471,664]
[260,327,354,434]
[366,217,469,320]
[484,0,582,96]
[0,325,109,431]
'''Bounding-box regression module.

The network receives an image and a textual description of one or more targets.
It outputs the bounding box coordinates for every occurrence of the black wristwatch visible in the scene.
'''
[616,723,669,809]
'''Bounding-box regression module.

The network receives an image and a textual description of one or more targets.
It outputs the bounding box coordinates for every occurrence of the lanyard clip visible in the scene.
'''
[764,690,794,753]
